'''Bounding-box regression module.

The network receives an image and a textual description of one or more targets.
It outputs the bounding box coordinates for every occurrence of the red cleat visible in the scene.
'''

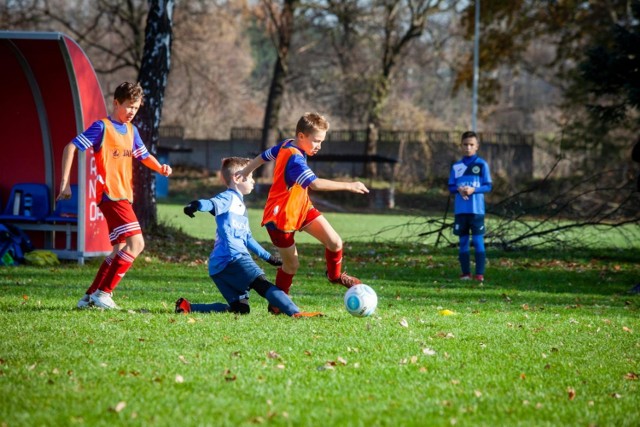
[175,297,191,314]
[327,271,362,288]
[268,305,282,315]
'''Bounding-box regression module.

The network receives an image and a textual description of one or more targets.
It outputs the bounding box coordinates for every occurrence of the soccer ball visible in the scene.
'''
[344,284,377,317]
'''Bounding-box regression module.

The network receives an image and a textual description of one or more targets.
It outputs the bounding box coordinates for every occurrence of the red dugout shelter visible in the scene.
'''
[0,31,111,263]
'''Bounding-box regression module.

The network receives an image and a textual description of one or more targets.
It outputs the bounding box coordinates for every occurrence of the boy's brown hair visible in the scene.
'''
[461,131,479,143]
[220,157,251,185]
[296,112,329,136]
[114,82,144,104]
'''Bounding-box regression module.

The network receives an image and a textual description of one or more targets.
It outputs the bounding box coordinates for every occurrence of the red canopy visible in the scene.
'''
[0,31,111,262]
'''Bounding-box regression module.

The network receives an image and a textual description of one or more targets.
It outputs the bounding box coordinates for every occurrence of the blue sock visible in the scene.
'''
[459,252,471,275]
[472,235,486,275]
[459,235,471,274]
[265,287,299,316]
[475,252,486,275]
[190,302,230,313]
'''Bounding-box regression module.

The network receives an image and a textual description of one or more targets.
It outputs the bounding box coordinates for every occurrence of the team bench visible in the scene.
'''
[0,183,79,260]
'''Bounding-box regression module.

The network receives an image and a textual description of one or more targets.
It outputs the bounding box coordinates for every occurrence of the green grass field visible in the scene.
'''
[1,204,639,426]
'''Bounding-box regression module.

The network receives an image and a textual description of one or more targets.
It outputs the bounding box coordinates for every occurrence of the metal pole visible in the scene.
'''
[472,0,480,132]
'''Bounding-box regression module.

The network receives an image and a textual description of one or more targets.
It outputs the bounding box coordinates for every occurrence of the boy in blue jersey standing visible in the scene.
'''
[175,157,322,317]
[448,131,492,282]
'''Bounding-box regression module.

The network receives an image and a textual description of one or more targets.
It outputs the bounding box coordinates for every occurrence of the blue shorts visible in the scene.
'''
[210,254,264,304]
[453,214,485,237]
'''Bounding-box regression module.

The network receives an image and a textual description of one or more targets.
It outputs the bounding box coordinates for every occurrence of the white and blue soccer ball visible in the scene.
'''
[344,284,377,317]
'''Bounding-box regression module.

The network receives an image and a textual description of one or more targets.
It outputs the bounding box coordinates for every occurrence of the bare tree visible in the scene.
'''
[258,0,298,178]
[132,0,175,229]
[361,0,451,177]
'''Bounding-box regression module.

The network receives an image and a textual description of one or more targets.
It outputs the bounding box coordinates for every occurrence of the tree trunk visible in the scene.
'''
[364,72,390,178]
[133,0,175,229]
[259,0,297,179]
[260,56,287,178]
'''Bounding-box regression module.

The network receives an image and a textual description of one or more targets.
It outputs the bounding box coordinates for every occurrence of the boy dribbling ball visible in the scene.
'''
[238,112,369,313]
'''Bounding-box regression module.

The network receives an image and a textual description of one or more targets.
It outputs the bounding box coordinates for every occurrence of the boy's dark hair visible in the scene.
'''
[220,157,251,185]
[461,131,479,143]
[296,112,329,136]
[114,82,144,104]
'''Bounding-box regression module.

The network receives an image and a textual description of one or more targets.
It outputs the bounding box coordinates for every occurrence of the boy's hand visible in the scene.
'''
[57,183,72,201]
[160,164,173,177]
[234,169,248,182]
[458,186,470,200]
[350,181,369,194]
[266,254,283,267]
[183,201,200,218]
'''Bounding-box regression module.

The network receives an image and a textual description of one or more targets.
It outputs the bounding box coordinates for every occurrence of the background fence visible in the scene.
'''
[160,127,536,185]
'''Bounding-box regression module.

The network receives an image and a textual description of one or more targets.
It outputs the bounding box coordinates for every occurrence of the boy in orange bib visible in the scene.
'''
[238,113,369,312]
[57,82,172,309]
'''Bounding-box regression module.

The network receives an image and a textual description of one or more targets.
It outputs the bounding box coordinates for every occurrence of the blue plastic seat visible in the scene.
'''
[45,184,79,223]
[0,183,51,222]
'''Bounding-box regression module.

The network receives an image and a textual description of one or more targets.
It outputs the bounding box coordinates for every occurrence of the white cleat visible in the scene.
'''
[90,290,119,310]
[77,294,93,309]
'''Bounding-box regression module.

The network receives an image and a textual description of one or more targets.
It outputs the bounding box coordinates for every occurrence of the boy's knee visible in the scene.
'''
[127,235,145,256]
[283,258,300,273]
[326,236,343,252]
[250,275,272,297]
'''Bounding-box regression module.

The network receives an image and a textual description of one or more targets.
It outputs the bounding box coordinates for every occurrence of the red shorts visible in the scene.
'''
[99,199,142,245]
[266,207,322,248]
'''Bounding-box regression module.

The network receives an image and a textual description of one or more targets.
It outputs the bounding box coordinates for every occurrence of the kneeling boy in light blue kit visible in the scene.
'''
[448,131,492,282]
[175,157,321,318]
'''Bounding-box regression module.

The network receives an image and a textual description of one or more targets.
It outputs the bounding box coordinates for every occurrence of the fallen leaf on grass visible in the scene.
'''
[317,363,335,371]
[178,355,189,364]
[624,372,638,380]
[611,393,622,398]
[110,401,126,413]
[267,351,281,360]
[223,369,236,382]
[567,387,576,401]
[399,318,409,327]
[622,326,633,333]
[399,356,419,365]
[175,374,184,383]
[439,309,455,316]
[422,348,436,356]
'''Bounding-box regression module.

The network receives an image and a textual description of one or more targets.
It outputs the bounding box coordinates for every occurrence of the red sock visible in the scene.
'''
[325,248,343,281]
[275,268,294,294]
[85,256,113,295]
[100,250,135,294]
